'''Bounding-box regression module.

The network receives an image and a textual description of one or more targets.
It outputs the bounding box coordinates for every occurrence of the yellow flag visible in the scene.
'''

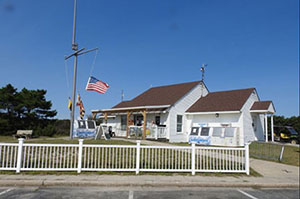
[68,98,72,111]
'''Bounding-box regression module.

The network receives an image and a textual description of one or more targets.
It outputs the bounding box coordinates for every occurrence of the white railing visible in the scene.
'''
[113,125,127,137]
[0,139,249,175]
[146,126,167,140]
[157,127,167,138]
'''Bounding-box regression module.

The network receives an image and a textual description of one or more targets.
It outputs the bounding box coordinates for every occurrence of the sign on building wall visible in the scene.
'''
[189,136,211,145]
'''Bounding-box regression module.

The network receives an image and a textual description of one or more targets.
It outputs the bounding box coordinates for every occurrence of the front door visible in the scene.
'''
[155,116,160,125]
[134,115,143,126]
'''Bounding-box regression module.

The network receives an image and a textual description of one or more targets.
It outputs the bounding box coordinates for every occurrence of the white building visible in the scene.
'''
[92,81,275,146]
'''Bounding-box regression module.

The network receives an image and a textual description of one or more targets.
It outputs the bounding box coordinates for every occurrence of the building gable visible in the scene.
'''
[112,81,202,109]
[186,88,255,113]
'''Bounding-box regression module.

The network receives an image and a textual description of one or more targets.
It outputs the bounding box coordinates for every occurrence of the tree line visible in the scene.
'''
[0,84,69,136]
[272,115,300,133]
[0,84,299,137]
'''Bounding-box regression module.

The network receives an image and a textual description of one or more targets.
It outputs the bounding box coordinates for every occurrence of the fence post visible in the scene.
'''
[136,140,141,174]
[77,139,84,173]
[279,145,285,162]
[155,126,158,140]
[245,143,250,175]
[191,143,195,175]
[16,138,24,173]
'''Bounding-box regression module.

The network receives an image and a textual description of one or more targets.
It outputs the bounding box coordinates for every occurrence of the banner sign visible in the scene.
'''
[189,136,211,145]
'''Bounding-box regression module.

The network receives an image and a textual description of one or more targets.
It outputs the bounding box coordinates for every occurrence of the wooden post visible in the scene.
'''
[104,112,108,124]
[92,112,96,120]
[142,110,146,140]
[126,112,130,138]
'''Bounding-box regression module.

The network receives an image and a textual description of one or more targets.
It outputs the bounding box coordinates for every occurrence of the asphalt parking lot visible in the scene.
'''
[0,186,299,199]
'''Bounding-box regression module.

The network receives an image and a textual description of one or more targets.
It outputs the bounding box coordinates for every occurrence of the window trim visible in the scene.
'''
[176,114,183,133]
[200,127,210,136]
[121,115,127,131]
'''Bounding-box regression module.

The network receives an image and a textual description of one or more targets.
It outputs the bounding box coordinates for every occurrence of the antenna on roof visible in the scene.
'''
[121,89,124,102]
[201,64,207,97]
[201,64,207,82]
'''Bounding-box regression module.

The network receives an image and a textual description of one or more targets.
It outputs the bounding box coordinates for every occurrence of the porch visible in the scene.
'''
[91,105,169,140]
[128,125,167,140]
[250,101,276,142]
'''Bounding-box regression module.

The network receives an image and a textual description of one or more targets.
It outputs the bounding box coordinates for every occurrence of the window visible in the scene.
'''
[78,120,86,129]
[190,127,199,136]
[121,115,127,131]
[224,128,235,137]
[212,127,223,137]
[177,115,183,133]
[87,121,95,129]
[200,127,210,136]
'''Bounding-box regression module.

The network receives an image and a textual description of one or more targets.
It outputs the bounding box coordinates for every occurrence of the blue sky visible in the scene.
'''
[0,0,298,119]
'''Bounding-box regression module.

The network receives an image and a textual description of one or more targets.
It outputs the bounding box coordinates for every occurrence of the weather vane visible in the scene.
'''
[201,64,207,82]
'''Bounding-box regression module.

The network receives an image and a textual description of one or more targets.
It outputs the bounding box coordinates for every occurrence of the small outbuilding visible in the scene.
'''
[92,81,275,146]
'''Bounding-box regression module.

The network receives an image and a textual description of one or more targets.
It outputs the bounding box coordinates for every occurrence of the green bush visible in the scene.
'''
[34,124,56,137]
[54,120,70,136]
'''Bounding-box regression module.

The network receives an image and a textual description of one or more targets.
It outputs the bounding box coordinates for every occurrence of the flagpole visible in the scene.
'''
[66,0,98,139]
[69,0,78,139]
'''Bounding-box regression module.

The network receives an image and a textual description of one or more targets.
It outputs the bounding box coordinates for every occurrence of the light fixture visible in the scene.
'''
[215,113,219,118]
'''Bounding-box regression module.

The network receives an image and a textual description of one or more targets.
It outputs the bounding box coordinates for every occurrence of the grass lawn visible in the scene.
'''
[250,142,300,167]
[0,136,134,145]
[280,145,300,166]
[0,167,261,177]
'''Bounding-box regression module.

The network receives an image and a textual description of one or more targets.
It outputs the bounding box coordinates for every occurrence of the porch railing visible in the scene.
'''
[147,126,167,139]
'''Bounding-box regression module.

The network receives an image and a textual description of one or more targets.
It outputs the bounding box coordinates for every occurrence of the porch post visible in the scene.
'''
[92,112,97,120]
[126,112,130,138]
[104,112,108,124]
[271,114,274,142]
[142,110,146,140]
[265,114,268,142]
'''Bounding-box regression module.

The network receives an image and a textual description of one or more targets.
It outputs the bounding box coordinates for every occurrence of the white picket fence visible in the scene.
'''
[0,139,250,175]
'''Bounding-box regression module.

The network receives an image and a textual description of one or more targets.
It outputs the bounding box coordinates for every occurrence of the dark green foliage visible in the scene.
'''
[33,125,54,137]
[271,115,300,133]
[0,84,58,136]
[53,119,70,136]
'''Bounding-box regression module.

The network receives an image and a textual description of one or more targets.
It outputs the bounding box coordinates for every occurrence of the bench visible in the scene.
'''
[13,130,33,139]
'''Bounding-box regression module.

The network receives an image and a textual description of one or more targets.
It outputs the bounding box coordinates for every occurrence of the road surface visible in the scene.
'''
[0,186,298,199]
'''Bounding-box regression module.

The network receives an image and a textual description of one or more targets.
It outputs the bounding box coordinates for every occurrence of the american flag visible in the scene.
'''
[85,76,109,94]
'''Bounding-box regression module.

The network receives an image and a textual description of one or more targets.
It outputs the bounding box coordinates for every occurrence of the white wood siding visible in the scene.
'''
[185,113,243,146]
[241,90,262,144]
[169,83,208,143]
[187,113,241,125]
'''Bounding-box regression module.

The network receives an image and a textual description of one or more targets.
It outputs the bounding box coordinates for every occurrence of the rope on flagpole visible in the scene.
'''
[64,59,71,97]
[89,49,99,77]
